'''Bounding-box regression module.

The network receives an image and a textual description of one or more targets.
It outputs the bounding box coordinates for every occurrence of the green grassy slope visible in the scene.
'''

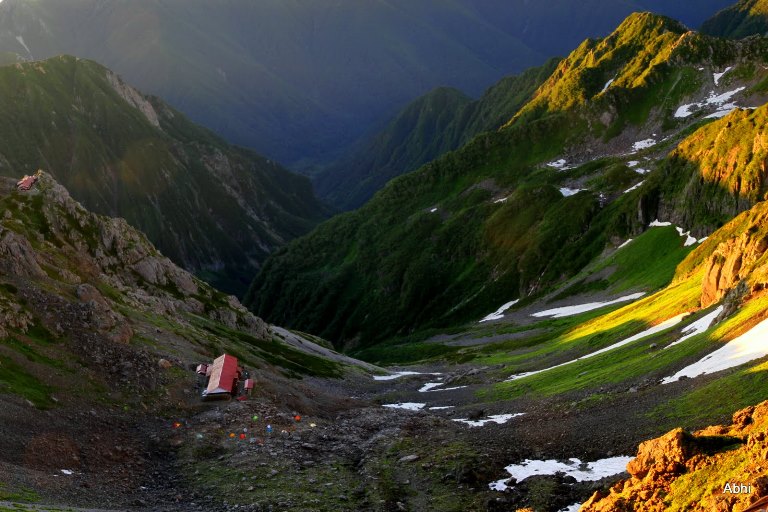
[0,56,326,295]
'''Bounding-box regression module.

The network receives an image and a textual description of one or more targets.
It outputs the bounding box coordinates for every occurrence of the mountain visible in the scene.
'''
[316,59,560,210]
[0,55,325,296]
[701,0,768,38]
[0,0,735,170]
[0,171,390,509]
[245,11,768,351]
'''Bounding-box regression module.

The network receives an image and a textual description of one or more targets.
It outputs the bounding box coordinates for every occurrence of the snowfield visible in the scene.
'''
[665,306,724,350]
[632,139,656,151]
[531,292,645,318]
[383,402,426,411]
[373,371,441,381]
[547,159,572,170]
[674,86,746,120]
[489,456,633,491]
[662,317,768,384]
[713,67,732,85]
[480,299,519,322]
[624,181,644,194]
[559,187,583,197]
[453,413,524,428]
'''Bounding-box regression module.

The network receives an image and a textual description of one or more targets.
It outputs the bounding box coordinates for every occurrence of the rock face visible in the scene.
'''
[581,401,768,511]
[0,172,270,351]
[674,200,768,308]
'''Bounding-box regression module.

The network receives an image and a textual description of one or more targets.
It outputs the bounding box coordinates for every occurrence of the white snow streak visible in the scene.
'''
[531,292,645,319]
[617,239,633,250]
[601,78,615,93]
[713,67,732,86]
[662,317,768,384]
[373,371,441,381]
[480,299,519,322]
[665,306,724,350]
[624,181,645,194]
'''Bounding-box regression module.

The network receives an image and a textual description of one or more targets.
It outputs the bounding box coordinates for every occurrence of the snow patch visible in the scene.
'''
[627,160,639,168]
[623,181,645,194]
[507,313,687,381]
[60,469,74,475]
[383,402,426,411]
[601,78,615,93]
[418,382,467,393]
[617,239,633,250]
[428,406,454,410]
[662,317,768,384]
[665,306,724,350]
[559,187,583,197]
[493,197,509,204]
[15,35,31,56]
[649,219,672,227]
[547,159,571,170]
[531,292,645,319]
[632,139,656,152]
[429,208,438,213]
[489,456,633,491]
[674,87,746,119]
[634,168,651,175]
[559,505,582,512]
[373,371,441,381]
[480,299,519,322]
[713,67,732,86]
[453,413,524,428]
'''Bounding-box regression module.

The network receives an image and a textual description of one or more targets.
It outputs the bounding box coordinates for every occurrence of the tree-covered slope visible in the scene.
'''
[316,59,560,210]
[701,0,768,39]
[245,12,768,350]
[0,56,326,295]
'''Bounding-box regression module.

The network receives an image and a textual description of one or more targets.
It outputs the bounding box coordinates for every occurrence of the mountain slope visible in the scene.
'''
[0,171,378,508]
[316,59,560,210]
[701,0,768,39]
[0,55,326,295]
[0,0,734,169]
[245,12,768,350]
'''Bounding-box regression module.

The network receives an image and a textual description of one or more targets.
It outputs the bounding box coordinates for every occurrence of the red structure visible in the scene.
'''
[204,354,240,398]
[16,174,38,191]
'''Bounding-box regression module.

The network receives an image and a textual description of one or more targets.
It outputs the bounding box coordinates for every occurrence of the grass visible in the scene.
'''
[0,482,40,503]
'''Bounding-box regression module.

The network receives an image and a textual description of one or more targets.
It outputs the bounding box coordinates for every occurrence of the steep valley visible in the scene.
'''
[5,4,768,512]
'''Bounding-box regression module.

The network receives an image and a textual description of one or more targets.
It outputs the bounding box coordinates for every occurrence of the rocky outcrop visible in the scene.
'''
[582,401,768,511]
[674,200,768,308]
[1,172,270,344]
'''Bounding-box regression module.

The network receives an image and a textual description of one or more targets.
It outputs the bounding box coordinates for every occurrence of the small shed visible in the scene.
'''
[16,175,38,191]
[204,354,240,397]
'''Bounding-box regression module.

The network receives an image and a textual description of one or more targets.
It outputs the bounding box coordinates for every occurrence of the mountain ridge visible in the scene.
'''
[246,11,768,350]
[0,55,327,295]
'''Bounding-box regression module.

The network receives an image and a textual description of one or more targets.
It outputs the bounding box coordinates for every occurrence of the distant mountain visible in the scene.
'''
[246,12,768,350]
[0,56,326,296]
[701,0,768,38]
[0,0,735,170]
[316,59,560,210]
